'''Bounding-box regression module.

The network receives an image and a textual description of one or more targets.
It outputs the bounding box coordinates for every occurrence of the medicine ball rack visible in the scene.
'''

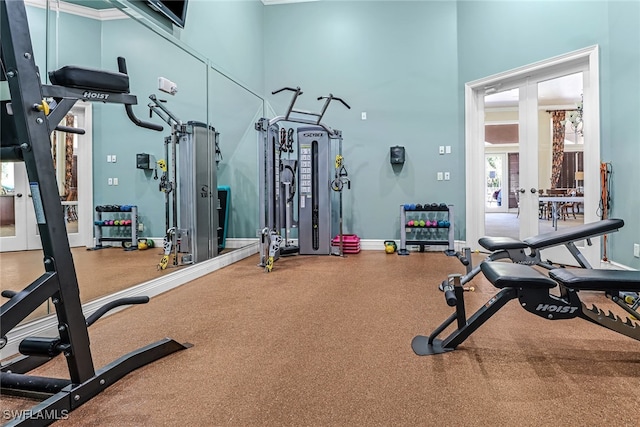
[1,1,189,424]
[398,204,455,255]
[92,205,138,250]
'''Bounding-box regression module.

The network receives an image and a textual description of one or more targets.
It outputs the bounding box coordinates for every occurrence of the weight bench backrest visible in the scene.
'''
[523,218,624,249]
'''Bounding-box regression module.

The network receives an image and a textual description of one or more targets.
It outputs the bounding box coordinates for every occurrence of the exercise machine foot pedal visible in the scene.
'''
[411,336,454,356]
[280,245,299,256]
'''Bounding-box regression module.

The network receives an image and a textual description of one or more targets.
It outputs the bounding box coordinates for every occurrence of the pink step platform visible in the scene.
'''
[331,234,361,254]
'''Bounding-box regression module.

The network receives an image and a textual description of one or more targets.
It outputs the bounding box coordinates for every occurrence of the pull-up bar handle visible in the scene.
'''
[117,57,163,132]
[272,86,304,121]
[272,86,303,96]
[317,95,351,110]
[315,93,351,125]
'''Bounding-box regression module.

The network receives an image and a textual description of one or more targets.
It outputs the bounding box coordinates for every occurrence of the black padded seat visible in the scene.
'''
[480,262,557,289]
[478,236,528,252]
[48,65,129,93]
[549,268,640,291]
[523,218,624,249]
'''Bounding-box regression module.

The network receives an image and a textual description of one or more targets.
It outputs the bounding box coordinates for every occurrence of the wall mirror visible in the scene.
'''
[0,0,263,326]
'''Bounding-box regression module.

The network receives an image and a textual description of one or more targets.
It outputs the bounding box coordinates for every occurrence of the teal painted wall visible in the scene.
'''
[605,0,640,269]
[264,1,461,241]
[34,1,265,240]
[97,18,209,238]
[457,0,639,268]
[55,9,102,70]
[25,0,639,267]
[25,6,47,83]
[182,0,265,95]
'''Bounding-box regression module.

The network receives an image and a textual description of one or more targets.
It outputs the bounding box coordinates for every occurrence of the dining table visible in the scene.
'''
[539,196,585,230]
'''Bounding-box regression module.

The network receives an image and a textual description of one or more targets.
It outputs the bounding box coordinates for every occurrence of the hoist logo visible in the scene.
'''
[82,91,109,100]
[535,304,579,314]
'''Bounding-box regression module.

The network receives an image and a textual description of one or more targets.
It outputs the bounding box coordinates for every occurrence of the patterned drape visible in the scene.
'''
[550,111,566,188]
[50,114,76,198]
[64,114,74,198]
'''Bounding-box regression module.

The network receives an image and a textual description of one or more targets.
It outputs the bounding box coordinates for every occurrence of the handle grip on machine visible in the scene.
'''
[317,95,351,110]
[456,252,470,266]
[272,86,302,95]
[85,296,150,327]
[116,57,163,132]
[1,290,17,298]
[55,125,85,135]
[442,281,457,307]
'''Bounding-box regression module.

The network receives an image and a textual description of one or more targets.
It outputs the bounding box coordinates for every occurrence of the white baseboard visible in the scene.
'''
[0,242,259,359]
[598,260,637,271]
[90,238,260,251]
[358,239,466,253]
[225,238,259,249]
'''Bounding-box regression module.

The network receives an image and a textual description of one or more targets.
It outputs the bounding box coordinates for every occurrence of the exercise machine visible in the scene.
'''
[146,95,220,269]
[0,1,188,424]
[413,262,640,356]
[256,87,350,272]
[441,218,624,290]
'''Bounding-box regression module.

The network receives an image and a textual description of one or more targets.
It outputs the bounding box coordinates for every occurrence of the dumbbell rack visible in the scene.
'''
[398,204,454,255]
[93,205,138,250]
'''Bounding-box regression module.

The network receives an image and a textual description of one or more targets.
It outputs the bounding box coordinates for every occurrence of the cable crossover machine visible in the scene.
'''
[144,94,221,270]
[256,87,351,272]
[0,1,189,424]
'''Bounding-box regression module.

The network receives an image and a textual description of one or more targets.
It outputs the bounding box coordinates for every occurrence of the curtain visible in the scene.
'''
[64,114,74,198]
[50,114,76,198]
[550,111,566,188]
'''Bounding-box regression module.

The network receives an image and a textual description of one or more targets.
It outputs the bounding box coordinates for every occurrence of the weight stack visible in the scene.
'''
[297,126,331,255]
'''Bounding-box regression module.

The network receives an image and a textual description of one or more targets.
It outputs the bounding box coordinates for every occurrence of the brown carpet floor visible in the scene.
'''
[2,251,639,426]
[0,247,186,322]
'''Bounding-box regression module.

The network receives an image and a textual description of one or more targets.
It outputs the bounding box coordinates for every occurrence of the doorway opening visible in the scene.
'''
[465,46,600,266]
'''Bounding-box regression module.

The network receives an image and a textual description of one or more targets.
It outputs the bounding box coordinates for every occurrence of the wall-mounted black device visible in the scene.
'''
[390,146,405,165]
[136,153,156,170]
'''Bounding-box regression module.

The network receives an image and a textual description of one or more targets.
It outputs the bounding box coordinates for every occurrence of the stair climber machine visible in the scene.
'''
[256,87,351,272]
[146,95,222,269]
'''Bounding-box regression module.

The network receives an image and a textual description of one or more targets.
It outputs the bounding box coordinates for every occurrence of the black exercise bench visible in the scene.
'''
[413,262,640,356]
[442,218,624,291]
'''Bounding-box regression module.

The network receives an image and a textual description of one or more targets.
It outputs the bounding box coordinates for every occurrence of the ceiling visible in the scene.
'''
[262,0,318,4]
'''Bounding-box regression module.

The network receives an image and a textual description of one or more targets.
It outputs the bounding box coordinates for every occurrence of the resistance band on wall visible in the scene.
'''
[331,154,350,192]
[599,162,612,261]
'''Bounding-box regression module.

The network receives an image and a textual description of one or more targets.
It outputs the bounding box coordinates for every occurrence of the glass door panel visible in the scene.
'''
[537,72,586,264]
[0,162,28,251]
[484,87,520,239]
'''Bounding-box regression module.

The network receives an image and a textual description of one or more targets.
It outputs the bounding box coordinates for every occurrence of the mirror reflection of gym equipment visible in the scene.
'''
[256,87,351,272]
[0,0,189,422]
[141,93,222,270]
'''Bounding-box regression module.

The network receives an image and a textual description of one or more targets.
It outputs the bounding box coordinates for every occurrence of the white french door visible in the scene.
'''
[466,46,601,266]
[0,103,92,252]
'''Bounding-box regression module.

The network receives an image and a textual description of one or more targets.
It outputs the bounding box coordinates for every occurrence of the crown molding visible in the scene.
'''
[24,0,127,20]
[261,0,319,5]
